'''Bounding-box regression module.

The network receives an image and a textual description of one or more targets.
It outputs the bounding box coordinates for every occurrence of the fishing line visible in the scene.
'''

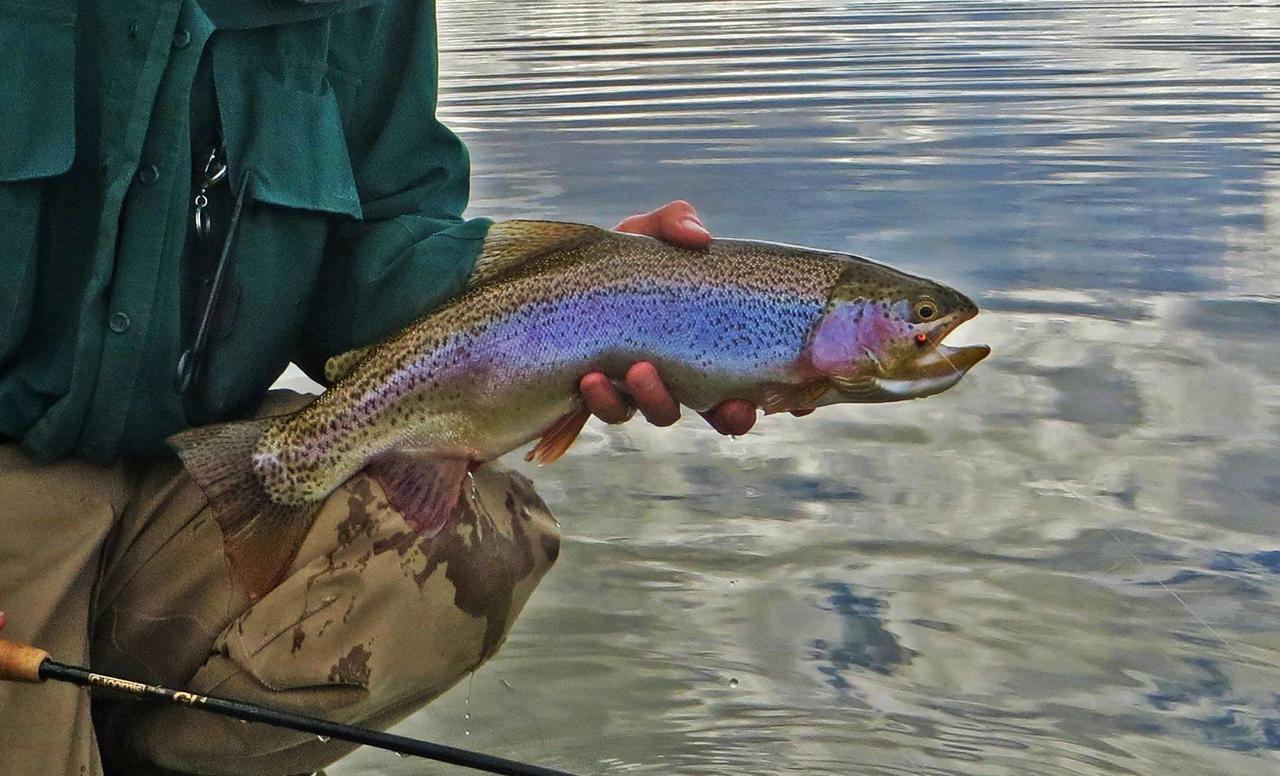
[1054,481,1247,661]
[924,336,962,375]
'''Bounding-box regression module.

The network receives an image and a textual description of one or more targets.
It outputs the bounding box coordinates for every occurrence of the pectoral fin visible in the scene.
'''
[525,402,592,465]
[760,380,831,414]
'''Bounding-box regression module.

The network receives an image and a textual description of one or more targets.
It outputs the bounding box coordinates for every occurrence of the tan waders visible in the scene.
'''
[0,392,561,775]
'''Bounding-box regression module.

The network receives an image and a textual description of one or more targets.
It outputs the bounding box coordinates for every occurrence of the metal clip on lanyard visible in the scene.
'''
[193,146,227,240]
[178,146,247,395]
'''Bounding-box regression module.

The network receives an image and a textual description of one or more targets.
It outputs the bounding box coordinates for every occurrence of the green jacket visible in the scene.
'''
[0,0,489,463]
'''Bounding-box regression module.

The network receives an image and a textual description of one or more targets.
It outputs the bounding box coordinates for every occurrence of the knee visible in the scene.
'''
[110,464,561,775]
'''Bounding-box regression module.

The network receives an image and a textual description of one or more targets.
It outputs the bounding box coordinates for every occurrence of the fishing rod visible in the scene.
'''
[0,638,578,776]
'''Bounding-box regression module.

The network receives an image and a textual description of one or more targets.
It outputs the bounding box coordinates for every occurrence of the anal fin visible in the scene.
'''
[525,403,591,465]
[365,453,471,537]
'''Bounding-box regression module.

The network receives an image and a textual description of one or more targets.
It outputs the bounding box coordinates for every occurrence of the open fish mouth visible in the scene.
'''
[911,341,991,380]
[879,309,990,398]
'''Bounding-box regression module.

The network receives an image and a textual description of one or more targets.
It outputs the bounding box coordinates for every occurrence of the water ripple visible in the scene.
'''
[330,2,1280,774]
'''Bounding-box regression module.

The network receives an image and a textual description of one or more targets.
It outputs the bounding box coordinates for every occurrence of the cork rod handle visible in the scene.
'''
[0,638,50,683]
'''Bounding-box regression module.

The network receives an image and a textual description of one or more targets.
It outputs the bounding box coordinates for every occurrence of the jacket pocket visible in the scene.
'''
[0,2,77,364]
[190,53,363,421]
[216,61,363,219]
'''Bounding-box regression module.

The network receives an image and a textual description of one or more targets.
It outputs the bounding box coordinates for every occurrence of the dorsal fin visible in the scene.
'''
[324,221,600,383]
[467,220,605,288]
[324,344,375,384]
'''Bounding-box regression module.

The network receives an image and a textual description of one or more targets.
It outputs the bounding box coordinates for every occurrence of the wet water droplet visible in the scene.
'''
[728,678,739,688]
[397,752,409,758]
[316,735,330,743]
[464,673,474,728]
[729,579,736,586]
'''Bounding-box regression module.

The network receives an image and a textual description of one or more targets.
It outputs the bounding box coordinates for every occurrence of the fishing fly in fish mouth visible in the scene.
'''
[798,258,988,405]
[169,220,989,598]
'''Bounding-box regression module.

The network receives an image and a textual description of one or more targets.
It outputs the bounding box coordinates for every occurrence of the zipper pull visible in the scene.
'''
[193,146,228,239]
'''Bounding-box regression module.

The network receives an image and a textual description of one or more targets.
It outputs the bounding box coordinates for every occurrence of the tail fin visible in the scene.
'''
[168,419,321,601]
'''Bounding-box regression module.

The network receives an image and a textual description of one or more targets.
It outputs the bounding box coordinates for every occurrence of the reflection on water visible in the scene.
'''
[326,1,1280,773]
[810,582,914,685]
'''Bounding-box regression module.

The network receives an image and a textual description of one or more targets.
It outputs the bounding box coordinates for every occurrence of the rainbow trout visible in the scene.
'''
[171,221,989,596]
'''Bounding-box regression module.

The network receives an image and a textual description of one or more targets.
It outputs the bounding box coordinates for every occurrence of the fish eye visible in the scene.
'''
[913,298,939,322]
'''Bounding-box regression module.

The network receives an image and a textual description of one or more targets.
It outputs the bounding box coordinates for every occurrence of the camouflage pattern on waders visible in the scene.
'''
[0,392,560,776]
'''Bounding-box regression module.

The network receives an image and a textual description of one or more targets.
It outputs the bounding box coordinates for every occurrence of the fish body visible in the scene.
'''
[171,221,989,597]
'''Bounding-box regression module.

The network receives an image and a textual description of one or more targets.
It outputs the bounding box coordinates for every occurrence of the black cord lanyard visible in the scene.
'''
[178,145,246,395]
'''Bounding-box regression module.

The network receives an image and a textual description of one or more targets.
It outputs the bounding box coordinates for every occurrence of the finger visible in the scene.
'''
[700,400,757,436]
[580,372,635,424]
[625,362,681,427]
[655,200,712,249]
[613,211,656,235]
[615,200,697,235]
[667,216,712,249]
[616,200,711,249]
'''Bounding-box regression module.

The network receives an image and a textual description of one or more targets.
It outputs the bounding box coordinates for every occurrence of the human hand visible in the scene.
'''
[614,198,711,250]
[580,202,812,436]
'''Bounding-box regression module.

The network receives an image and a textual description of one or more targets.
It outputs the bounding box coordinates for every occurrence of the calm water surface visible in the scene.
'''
[326,1,1280,773]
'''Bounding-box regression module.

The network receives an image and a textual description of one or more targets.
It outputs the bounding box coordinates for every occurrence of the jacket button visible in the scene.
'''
[172,29,191,49]
[109,312,131,333]
[138,165,159,185]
